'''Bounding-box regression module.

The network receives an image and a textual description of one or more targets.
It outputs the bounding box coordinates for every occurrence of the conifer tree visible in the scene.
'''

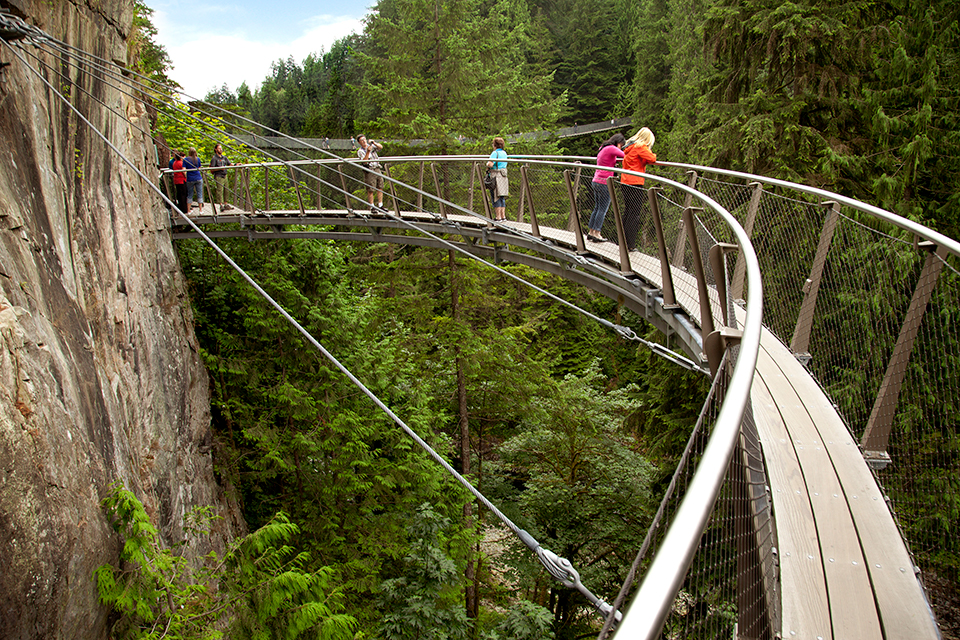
[358,0,565,147]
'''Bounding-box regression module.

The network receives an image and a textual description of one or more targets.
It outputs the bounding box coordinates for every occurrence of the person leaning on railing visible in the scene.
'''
[209,144,232,211]
[587,133,626,242]
[620,128,657,251]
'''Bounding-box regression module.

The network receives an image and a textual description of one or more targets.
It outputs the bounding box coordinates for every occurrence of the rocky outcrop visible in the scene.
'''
[0,1,239,637]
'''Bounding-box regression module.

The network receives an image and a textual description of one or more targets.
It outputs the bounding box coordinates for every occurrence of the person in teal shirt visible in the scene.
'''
[486,137,509,221]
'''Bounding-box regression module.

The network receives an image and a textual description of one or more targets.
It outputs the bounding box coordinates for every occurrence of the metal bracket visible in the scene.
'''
[863,449,892,470]
[645,289,660,321]
[704,327,743,377]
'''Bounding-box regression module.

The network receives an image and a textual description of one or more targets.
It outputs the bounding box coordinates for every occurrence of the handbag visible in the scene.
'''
[483,169,496,189]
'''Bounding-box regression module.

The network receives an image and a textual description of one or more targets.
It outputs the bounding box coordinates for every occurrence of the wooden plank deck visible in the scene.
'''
[177,206,940,639]
[472,217,941,639]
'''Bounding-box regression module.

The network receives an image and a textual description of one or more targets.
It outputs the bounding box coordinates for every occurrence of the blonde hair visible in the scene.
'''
[627,127,655,149]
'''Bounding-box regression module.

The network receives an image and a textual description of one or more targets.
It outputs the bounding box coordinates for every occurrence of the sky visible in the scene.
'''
[146,0,370,99]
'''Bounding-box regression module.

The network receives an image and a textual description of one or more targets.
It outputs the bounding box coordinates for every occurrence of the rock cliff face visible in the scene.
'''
[0,1,239,637]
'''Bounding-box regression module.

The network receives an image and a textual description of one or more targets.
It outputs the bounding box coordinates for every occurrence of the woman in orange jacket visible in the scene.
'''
[620,128,657,251]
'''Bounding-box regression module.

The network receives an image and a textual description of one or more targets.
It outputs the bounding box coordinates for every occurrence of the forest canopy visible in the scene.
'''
[197,0,959,236]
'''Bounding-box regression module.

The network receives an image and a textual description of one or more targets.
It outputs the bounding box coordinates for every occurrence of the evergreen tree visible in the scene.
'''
[377,504,471,640]
[358,0,565,148]
[497,362,655,637]
[130,1,178,94]
[533,0,634,125]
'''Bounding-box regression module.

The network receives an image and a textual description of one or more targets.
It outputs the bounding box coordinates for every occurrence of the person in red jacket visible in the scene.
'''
[170,152,188,215]
[620,128,657,251]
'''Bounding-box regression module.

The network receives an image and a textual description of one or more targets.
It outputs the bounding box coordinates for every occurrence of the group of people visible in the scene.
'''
[483,127,657,250]
[167,144,233,215]
[166,132,657,239]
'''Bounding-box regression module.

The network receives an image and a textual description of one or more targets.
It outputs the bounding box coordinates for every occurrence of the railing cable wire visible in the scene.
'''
[1,31,625,622]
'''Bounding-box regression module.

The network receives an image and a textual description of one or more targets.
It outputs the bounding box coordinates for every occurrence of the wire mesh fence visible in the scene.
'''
[655,164,960,634]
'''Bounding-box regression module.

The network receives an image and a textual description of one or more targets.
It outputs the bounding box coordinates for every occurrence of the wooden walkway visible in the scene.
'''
[173,207,940,639]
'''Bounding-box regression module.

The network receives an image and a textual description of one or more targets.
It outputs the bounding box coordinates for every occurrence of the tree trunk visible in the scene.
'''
[449,250,479,623]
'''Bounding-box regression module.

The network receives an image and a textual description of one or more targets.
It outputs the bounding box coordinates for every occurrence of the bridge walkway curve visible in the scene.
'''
[172,198,939,640]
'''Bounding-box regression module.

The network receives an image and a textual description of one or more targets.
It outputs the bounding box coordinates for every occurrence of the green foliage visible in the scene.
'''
[496,362,656,636]
[244,39,363,138]
[177,235,466,625]
[358,0,566,149]
[94,482,355,640]
[130,1,177,94]
[533,0,633,124]
[176,227,670,635]
[376,504,471,640]
[481,600,555,640]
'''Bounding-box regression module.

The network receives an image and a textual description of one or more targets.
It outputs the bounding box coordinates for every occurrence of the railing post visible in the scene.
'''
[861,243,948,464]
[790,200,841,360]
[710,243,740,328]
[672,171,698,266]
[608,180,632,275]
[704,242,742,376]
[476,163,493,223]
[264,165,270,212]
[417,162,425,212]
[730,182,764,300]
[566,164,582,232]
[563,169,587,253]
[648,187,678,309]
[243,167,254,213]
[430,162,447,219]
[383,164,400,215]
[315,163,322,210]
[288,165,305,216]
[521,165,540,237]
[684,207,715,339]
[516,164,526,224]
[468,162,476,212]
[161,172,174,211]
[336,163,352,212]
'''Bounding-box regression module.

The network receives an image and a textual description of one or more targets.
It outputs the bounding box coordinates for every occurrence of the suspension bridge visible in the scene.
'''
[3,8,958,639]
[164,154,952,639]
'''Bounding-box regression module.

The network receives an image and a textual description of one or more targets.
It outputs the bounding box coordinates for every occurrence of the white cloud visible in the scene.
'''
[154,9,363,99]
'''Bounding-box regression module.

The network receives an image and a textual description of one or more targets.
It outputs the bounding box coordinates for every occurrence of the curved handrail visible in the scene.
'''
[656,161,960,259]
[508,154,960,259]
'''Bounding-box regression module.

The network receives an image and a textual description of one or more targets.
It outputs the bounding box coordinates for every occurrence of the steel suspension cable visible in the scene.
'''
[3,31,626,623]
[17,28,704,376]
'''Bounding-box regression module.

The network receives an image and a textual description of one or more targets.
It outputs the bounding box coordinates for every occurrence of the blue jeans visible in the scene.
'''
[187,180,203,206]
[588,181,610,231]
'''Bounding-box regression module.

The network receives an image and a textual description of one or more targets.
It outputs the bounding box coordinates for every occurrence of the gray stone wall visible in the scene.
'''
[0,1,240,637]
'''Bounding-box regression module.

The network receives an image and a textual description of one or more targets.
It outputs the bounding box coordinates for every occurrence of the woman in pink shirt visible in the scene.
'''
[587,133,626,242]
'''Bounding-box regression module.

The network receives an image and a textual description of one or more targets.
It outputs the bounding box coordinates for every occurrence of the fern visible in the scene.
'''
[94,482,356,640]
